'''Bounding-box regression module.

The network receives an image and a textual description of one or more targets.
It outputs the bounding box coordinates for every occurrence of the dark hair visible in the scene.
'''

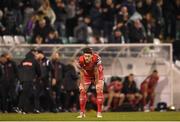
[37,50,44,55]
[83,47,93,54]
[153,69,158,73]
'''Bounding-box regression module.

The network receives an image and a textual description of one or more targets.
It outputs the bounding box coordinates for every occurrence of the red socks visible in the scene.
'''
[96,92,104,112]
[79,91,87,113]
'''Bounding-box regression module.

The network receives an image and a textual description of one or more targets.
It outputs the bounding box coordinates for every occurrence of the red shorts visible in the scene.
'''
[83,64,104,85]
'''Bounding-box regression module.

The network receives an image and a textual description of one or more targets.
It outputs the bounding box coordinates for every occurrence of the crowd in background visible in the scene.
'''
[0,0,179,44]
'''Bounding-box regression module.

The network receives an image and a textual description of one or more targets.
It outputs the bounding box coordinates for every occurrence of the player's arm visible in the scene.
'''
[94,55,103,84]
[76,59,85,86]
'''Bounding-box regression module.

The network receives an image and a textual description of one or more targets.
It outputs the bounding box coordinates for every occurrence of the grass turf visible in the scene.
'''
[0,111,180,121]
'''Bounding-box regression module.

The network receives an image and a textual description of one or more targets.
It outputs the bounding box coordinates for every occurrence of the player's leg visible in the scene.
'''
[117,93,125,107]
[149,91,155,111]
[77,83,89,118]
[106,90,114,111]
[95,80,104,118]
[126,93,135,105]
[140,82,148,110]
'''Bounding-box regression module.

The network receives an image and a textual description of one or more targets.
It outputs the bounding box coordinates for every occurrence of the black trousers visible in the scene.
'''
[18,81,40,112]
[0,81,17,112]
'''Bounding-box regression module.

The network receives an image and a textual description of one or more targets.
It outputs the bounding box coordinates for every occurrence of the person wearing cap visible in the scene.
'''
[76,47,104,118]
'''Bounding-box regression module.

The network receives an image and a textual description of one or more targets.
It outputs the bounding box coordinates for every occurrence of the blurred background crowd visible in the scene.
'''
[0,0,179,44]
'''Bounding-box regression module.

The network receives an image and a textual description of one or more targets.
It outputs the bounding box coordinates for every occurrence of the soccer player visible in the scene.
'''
[106,77,125,111]
[141,70,159,111]
[76,47,104,118]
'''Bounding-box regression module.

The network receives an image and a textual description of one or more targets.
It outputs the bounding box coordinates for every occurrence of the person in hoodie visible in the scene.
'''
[18,49,41,114]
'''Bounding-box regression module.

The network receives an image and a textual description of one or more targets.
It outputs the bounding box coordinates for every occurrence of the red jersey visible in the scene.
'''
[108,80,123,92]
[146,75,159,89]
[141,74,159,92]
[78,53,104,84]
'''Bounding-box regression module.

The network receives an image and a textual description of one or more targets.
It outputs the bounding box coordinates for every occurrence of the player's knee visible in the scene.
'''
[96,85,103,93]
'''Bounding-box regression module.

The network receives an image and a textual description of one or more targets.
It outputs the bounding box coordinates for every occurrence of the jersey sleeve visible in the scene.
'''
[76,56,84,69]
[93,54,102,65]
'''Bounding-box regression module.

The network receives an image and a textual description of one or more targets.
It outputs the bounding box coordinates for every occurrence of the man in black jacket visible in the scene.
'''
[18,49,41,113]
[49,51,66,112]
[63,60,79,112]
[3,53,18,111]
[36,50,52,111]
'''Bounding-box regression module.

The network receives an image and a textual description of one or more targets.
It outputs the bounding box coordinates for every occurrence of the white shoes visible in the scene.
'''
[77,112,86,118]
[97,112,102,118]
[77,112,102,118]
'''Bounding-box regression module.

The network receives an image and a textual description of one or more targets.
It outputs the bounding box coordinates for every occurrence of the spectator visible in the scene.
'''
[121,0,136,16]
[45,29,62,44]
[101,0,116,39]
[89,1,103,36]
[39,0,56,25]
[24,14,38,36]
[142,13,156,43]
[162,0,176,40]
[32,35,44,44]
[74,17,89,44]
[128,19,146,43]
[109,29,126,43]
[52,0,66,36]
[33,18,54,42]
[23,2,35,29]
[65,0,77,37]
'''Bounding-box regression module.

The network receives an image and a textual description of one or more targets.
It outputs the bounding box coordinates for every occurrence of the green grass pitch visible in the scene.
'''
[0,111,180,121]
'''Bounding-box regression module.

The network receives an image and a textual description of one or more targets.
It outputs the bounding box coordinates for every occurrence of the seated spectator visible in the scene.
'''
[74,17,89,44]
[128,19,146,43]
[122,74,142,110]
[140,70,159,111]
[45,29,62,44]
[109,29,125,43]
[33,17,54,42]
[32,35,44,44]
[105,76,125,111]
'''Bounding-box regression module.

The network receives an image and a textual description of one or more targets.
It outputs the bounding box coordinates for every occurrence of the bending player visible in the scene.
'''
[76,47,104,118]
[141,70,159,111]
